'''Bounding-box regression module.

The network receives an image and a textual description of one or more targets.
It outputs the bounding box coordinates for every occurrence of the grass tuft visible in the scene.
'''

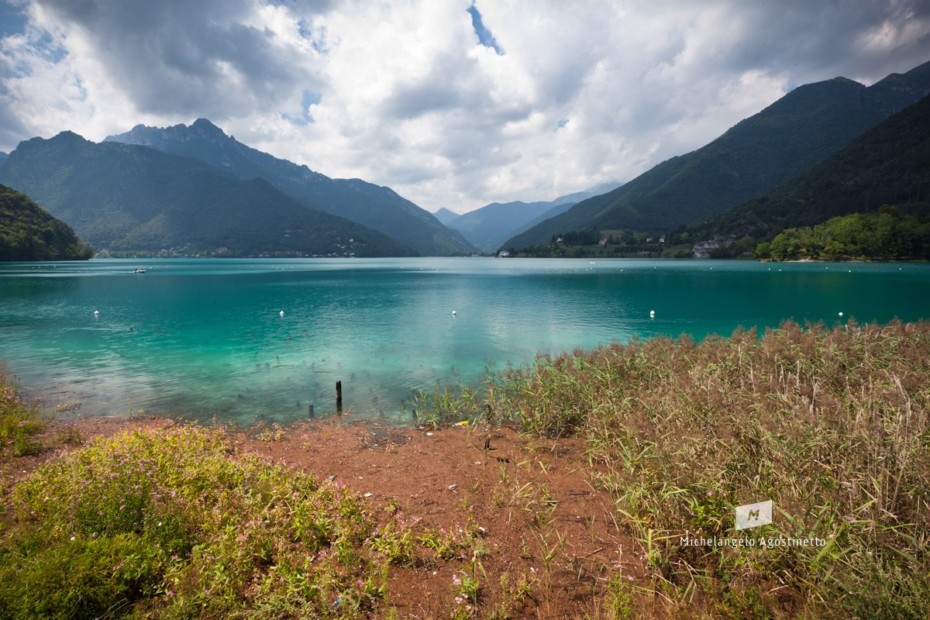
[0,369,44,457]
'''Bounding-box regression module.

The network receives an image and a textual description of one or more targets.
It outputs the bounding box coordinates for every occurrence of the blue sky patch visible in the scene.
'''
[467,3,503,55]
[0,2,27,39]
[285,90,321,126]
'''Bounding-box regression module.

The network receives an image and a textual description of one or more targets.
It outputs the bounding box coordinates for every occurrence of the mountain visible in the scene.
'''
[0,132,414,257]
[105,119,475,256]
[0,184,92,260]
[0,152,7,164]
[693,92,930,250]
[516,182,623,235]
[448,200,569,252]
[432,207,460,226]
[505,60,930,249]
[448,182,622,252]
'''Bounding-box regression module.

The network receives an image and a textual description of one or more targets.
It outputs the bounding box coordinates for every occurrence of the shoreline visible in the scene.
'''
[3,320,929,617]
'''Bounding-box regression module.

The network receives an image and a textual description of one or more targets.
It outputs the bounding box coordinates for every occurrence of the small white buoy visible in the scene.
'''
[838,311,844,318]
[649,310,655,319]
[451,309,457,317]
[93,309,99,318]
[279,310,285,318]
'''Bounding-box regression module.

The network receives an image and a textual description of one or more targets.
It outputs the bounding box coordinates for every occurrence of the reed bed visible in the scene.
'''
[423,320,930,617]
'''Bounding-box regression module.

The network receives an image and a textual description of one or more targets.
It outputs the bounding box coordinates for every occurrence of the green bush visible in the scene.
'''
[0,533,160,619]
[1,427,391,618]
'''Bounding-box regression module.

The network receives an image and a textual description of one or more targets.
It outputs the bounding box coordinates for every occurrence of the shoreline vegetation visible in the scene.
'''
[2,320,929,617]
[502,208,930,261]
[0,185,93,262]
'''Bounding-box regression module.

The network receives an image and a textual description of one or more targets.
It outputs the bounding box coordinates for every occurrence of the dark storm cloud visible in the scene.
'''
[382,76,468,120]
[687,0,930,82]
[35,0,327,118]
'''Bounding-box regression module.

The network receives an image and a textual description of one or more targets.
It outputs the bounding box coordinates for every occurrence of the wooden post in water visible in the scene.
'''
[336,381,343,413]
[308,404,315,418]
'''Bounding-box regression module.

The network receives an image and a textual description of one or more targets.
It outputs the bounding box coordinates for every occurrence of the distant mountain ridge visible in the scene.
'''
[106,119,475,256]
[0,184,92,260]
[432,208,459,226]
[505,59,930,249]
[446,181,621,252]
[0,132,414,257]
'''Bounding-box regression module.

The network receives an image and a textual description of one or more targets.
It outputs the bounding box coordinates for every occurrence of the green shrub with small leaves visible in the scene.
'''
[1,426,394,618]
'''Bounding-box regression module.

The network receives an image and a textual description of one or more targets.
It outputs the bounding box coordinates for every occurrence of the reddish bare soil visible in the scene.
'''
[5,416,646,618]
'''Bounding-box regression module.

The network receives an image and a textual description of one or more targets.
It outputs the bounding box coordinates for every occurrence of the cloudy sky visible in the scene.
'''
[1,0,929,214]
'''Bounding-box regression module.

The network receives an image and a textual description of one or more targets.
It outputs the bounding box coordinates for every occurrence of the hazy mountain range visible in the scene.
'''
[432,208,459,226]
[505,59,930,250]
[1,59,928,260]
[105,119,474,256]
[442,181,621,252]
[0,132,414,257]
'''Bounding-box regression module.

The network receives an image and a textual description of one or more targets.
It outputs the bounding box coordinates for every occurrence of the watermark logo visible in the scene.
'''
[734,499,773,531]
[678,499,826,549]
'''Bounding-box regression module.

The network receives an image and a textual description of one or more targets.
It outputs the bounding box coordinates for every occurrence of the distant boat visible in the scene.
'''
[133,268,146,273]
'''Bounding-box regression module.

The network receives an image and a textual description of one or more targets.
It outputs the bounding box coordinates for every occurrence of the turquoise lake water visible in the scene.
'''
[1,257,929,425]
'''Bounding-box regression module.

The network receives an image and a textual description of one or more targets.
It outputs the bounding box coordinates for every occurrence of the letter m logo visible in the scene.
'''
[735,500,773,530]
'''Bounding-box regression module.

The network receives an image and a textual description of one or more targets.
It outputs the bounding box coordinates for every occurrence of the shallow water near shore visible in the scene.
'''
[2,257,929,425]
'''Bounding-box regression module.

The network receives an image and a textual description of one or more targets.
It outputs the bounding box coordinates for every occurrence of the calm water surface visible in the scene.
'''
[1,257,928,424]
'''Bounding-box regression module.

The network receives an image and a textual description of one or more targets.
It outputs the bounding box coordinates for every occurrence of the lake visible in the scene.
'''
[2,257,929,425]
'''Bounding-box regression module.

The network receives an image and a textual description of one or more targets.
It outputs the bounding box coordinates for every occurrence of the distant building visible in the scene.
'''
[692,240,720,258]
[692,236,734,258]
